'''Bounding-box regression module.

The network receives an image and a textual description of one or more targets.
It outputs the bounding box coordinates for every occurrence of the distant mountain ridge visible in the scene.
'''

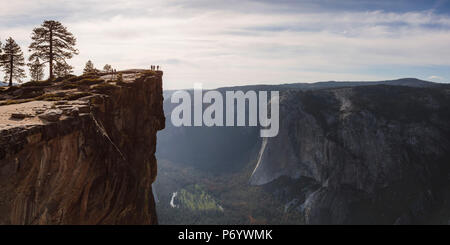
[164,78,444,93]
[282,77,441,89]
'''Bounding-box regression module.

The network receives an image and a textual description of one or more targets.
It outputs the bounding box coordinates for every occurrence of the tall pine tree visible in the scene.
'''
[28,57,45,81]
[0,37,26,86]
[29,20,78,79]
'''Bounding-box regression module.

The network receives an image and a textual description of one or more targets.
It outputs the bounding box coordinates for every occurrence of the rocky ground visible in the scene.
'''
[0,69,153,130]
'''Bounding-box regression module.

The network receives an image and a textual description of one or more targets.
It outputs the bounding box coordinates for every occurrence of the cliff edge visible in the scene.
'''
[0,70,165,224]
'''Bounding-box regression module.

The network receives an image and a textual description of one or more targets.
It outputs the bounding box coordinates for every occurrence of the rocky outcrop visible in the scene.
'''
[0,70,164,224]
[251,85,450,224]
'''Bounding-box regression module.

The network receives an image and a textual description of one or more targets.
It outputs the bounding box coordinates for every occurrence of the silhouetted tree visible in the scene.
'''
[28,57,45,81]
[83,60,96,74]
[29,20,78,79]
[54,62,73,78]
[0,37,26,86]
[0,39,2,81]
[103,64,112,73]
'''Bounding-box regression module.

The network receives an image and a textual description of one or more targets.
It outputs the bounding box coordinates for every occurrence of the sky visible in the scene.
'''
[1,0,450,89]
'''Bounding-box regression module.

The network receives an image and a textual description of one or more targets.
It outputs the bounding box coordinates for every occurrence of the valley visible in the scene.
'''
[155,78,450,225]
[154,158,304,224]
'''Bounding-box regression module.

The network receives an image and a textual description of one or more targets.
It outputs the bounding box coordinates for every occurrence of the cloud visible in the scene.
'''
[0,0,450,88]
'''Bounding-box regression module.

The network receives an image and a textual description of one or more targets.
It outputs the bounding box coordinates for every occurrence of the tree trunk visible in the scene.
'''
[9,55,13,87]
[49,27,53,80]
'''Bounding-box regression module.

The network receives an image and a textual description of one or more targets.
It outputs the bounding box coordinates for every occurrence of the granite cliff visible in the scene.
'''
[251,84,450,224]
[0,70,165,224]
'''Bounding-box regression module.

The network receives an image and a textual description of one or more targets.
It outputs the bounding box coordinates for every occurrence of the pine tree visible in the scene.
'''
[103,64,112,72]
[0,39,2,83]
[29,20,78,80]
[27,57,45,81]
[54,62,73,78]
[83,60,96,74]
[0,37,26,86]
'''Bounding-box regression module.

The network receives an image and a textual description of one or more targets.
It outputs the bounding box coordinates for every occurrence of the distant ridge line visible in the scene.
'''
[164,78,446,92]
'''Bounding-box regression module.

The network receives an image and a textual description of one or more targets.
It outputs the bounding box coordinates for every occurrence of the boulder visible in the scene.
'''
[38,109,63,122]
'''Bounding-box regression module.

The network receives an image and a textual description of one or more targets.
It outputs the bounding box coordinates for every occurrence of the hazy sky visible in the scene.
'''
[1,0,450,89]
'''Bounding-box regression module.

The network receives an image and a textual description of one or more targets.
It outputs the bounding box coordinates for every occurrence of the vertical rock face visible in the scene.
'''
[0,71,165,224]
[251,85,450,224]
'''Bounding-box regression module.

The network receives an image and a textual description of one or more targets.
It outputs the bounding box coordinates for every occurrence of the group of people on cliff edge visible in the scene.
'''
[150,65,160,71]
